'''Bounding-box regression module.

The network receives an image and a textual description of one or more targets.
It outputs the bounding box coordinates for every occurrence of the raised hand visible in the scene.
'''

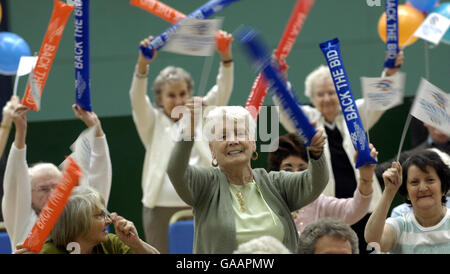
[110,212,140,248]
[216,30,233,65]
[385,50,404,77]
[72,104,104,137]
[308,129,326,159]
[138,36,157,66]
[382,161,402,194]
[357,143,378,183]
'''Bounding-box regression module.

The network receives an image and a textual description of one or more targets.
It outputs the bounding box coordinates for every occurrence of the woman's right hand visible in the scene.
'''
[308,129,326,159]
[14,243,36,254]
[11,105,30,149]
[382,161,402,194]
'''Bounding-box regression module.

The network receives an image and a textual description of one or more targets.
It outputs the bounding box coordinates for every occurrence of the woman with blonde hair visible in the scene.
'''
[38,186,159,254]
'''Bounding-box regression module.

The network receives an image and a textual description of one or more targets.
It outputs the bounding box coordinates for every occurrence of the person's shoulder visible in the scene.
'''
[40,241,68,254]
[100,233,133,254]
[252,168,271,180]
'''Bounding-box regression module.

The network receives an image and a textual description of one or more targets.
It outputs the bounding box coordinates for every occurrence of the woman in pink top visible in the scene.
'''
[268,133,377,234]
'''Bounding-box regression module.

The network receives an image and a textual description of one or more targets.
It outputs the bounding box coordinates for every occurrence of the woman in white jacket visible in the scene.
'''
[130,31,234,253]
[1,104,112,253]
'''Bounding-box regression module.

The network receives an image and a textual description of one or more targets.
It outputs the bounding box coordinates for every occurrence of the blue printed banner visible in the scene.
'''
[140,0,240,59]
[74,0,91,111]
[237,27,316,146]
[319,38,377,168]
[384,0,399,68]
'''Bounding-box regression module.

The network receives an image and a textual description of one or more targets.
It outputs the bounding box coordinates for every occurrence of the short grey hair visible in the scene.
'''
[152,66,194,107]
[48,186,106,249]
[233,236,291,254]
[304,65,332,98]
[29,163,61,181]
[298,218,359,254]
[203,106,257,143]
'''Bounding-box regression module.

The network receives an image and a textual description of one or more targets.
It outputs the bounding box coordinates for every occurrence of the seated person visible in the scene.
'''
[365,150,450,253]
[267,133,375,234]
[16,186,159,254]
[390,148,450,218]
[2,104,112,253]
[298,217,359,254]
[233,235,291,254]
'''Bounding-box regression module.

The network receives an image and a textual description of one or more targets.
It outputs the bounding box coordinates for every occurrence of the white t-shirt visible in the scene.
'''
[386,208,450,254]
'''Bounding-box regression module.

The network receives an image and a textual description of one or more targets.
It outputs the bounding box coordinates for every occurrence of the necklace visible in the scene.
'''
[236,191,246,212]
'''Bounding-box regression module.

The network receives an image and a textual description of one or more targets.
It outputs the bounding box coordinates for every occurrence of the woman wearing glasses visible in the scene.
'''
[2,104,112,253]
[36,186,159,254]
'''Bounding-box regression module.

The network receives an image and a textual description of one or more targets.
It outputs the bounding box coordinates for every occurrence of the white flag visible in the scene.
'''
[414,12,450,45]
[59,125,97,185]
[27,69,42,111]
[361,72,405,111]
[16,56,38,77]
[163,18,222,56]
[410,78,450,136]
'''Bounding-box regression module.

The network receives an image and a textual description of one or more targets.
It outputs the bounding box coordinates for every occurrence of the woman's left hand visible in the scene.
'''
[308,129,326,159]
[110,213,140,248]
[72,104,104,137]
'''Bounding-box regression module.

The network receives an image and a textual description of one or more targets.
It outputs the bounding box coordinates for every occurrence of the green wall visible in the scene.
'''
[7,0,450,122]
[4,0,449,235]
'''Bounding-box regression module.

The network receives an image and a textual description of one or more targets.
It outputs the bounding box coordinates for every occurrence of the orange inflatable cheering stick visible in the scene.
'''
[21,0,74,111]
[22,157,82,253]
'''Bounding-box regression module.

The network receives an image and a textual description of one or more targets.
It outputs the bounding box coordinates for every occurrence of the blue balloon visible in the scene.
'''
[430,2,450,44]
[0,32,31,75]
[408,0,439,12]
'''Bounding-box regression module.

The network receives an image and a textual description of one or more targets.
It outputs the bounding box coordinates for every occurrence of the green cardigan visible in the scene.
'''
[167,140,329,254]
[40,234,134,254]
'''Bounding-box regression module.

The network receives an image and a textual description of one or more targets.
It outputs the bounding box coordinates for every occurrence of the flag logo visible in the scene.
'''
[371,79,393,92]
[431,90,448,110]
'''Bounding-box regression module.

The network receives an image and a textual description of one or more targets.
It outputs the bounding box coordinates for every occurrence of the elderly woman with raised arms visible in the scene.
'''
[166,102,328,254]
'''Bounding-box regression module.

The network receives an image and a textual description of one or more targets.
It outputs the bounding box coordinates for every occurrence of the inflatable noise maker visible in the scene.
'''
[74,0,92,111]
[319,38,377,168]
[21,0,74,111]
[130,0,233,54]
[245,0,315,120]
[237,27,316,146]
[383,0,399,69]
[22,157,82,253]
[378,4,425,48]
[139,0,240,60]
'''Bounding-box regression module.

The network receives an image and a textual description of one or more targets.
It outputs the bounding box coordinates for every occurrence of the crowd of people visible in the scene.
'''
[0,28,449,255]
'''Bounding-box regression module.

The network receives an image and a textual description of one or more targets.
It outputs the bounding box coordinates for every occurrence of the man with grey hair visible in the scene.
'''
[298,217,359,254]
[233,235,291,254]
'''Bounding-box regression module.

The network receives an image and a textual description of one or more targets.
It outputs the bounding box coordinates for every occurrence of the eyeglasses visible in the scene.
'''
[94,210,111,221]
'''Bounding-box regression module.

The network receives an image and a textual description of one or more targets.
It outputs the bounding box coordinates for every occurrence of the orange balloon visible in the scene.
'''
[0,3,2,24]
[378,4,425,47]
